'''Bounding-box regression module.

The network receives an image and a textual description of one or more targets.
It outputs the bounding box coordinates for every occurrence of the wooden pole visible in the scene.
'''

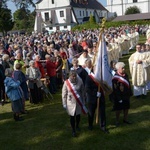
[95,18,106,124]
[96,85,100,124]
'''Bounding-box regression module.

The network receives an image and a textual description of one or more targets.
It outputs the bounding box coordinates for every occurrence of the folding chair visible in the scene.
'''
[41,78,53,101]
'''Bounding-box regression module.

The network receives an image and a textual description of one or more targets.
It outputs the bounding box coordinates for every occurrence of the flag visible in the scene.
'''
[94,34,112,93]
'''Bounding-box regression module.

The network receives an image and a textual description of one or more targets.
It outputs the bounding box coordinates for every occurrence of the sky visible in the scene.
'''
[7,0,107,14]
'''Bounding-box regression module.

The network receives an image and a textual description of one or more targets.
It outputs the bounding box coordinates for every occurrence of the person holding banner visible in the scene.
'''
[85,72,108,133]
[112,62,132,127]
[62,70,87,137]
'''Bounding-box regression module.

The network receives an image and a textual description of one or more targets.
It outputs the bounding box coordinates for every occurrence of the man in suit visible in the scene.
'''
[85,72,108,133]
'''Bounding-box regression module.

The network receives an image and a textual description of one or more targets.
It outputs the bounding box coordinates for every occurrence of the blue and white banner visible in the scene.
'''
[94,34,112,93]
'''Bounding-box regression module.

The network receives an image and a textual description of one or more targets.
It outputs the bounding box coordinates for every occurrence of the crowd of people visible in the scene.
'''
[0,24,150,137]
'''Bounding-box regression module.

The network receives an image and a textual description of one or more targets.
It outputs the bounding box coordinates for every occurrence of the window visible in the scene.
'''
[80,11,81,16]
[64,26,67,29]
[86,10,88,16]
[133,0,137,2]
[99,11,102,17]
[83,11,84,16]
[52,0,54,4]
[60,11,64,17]
[44,12,49,21]
[49,27,53,30]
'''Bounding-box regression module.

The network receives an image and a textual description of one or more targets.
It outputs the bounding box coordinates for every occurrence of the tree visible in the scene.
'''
[0,0,8,8]
[26,10,36,33]
[125,6,141,15]
[13,7,30,30]
[89,14,96,24]
[0,7,14,35]
[11,0,37,9]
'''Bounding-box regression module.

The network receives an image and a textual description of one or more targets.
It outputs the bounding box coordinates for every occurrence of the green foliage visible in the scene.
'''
[13,8,35,32]
[12,0,36,9]
[26,11,36,33]
[0,7,14,35]
[125,6,141,15]
[114,12,117,17]
[105,20,150,28]
[72,14,150,31]
[0,0,8,8]
[89,14,96,24]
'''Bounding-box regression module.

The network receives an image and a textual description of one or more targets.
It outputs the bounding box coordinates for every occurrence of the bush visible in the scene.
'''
[125,6,141,15]
[105,20,150,28]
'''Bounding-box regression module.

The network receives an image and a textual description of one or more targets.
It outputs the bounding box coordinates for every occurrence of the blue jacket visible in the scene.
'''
[4,77,23,101]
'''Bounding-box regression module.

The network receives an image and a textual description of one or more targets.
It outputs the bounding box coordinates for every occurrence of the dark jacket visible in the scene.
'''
[73,66,88,85]
[0,64,5,83]
[13,70,29,100]
[2,61,10,70]
[85,75,104,104]
[112,73,132,101]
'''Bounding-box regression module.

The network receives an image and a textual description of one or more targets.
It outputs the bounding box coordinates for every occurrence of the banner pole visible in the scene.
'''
[95,18,106,124]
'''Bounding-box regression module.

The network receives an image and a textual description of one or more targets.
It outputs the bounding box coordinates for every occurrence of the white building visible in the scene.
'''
[34,0,108,33]
[106,0,150,16]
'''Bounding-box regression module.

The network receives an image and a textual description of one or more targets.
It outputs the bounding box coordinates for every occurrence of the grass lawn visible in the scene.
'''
[0,35,150,150]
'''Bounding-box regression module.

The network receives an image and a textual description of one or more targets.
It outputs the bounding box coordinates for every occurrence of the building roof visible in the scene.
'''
[36,0,108,11]
[113,13,150,21]
[70,0,108,11]
[36,0,42,4]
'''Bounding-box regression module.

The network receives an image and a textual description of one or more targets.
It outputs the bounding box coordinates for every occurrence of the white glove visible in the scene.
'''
[119,100,123,103]
[97,92,101,98]
[63,105,67,109]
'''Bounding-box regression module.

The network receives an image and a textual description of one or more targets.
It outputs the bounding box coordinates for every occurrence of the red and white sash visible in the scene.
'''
[89,73,99,86]
[113,75,130,88]
[89,73,105,94]
[66,79,88,115]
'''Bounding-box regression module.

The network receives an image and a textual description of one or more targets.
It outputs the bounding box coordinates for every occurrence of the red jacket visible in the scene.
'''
[46,60,56,77]
[34,61,45,78]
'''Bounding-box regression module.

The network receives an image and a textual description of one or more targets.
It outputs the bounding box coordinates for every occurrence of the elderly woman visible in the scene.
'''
[54,50,63,88]
[84,58,93,75]
[4,68,24,121]
[13,63,29,113]
[71,58,88,85]
[34,54,45,78]
[62,70,86,137]
[112,62,132,126]
[2,54,13,70]
[1,54,13,104]
[24,52,32,68]
[26,60,43,104]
